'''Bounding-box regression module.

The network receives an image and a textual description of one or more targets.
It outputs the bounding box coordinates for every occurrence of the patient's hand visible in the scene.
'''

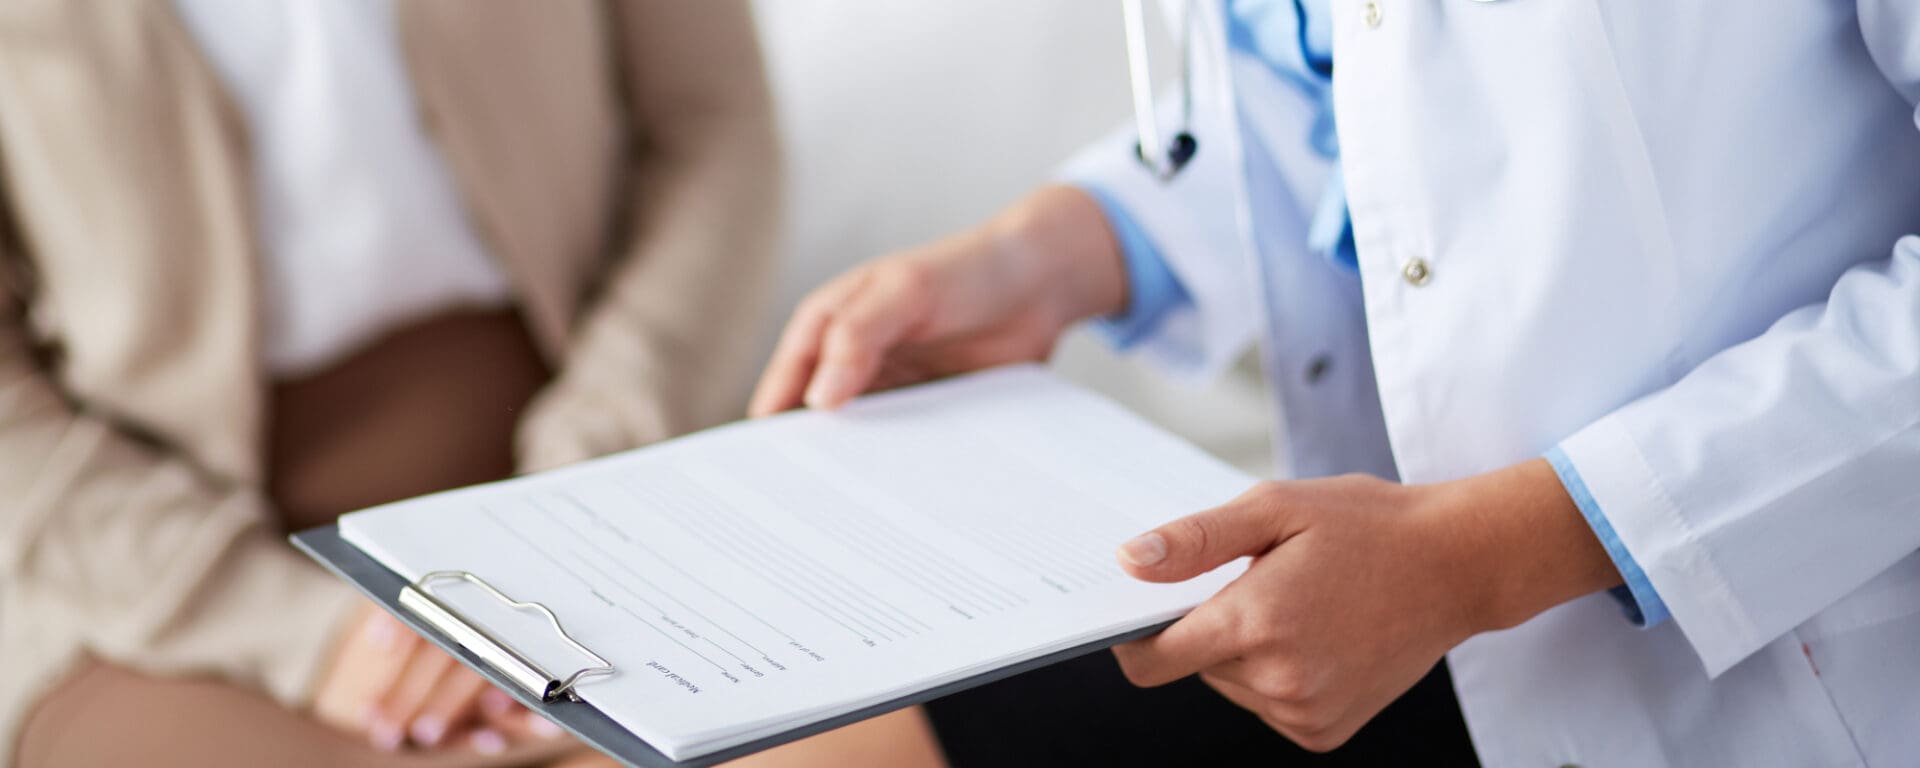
[313,601,567,752]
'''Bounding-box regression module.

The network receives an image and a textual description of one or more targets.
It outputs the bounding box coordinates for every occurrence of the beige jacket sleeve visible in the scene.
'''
[0,252,360,744]
[517,0,781,471]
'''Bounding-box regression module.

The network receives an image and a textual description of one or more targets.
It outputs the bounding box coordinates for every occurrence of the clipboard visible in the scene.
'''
[293,524,1175,767]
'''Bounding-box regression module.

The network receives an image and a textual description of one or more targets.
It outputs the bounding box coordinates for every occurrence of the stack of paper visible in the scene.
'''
[339,365,1255,761]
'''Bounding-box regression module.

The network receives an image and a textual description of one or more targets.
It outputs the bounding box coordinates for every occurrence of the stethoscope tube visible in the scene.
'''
[1128,0,1505,182]
[1123,0,1198,181]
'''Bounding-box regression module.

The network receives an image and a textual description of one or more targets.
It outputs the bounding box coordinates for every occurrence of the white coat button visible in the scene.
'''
[1305,354,1332,384]
[1363,1,1383,28]
[1400,257,1432,287]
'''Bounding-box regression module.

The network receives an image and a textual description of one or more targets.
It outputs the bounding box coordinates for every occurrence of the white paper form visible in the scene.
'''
[340,365,1257,760]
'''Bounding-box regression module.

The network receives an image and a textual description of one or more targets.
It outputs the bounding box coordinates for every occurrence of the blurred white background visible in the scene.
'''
[750,0,1274,475]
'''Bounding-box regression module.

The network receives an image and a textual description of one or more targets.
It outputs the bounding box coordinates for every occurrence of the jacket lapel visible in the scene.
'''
[392,0,624,356]
[0,0,265,482]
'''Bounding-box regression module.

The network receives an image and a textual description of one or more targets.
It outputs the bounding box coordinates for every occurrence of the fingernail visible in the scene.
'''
[471,728,508,755]
[369,719,405,751]
[804,367,849,409]
[530,716,564,738]
[480,688,514,715]
[364,617,398,649]
[1119,533,1167,566]
[410,715,446,747]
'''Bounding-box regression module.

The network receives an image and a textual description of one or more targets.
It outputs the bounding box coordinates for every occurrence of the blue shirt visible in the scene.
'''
[1084,0,1669,627]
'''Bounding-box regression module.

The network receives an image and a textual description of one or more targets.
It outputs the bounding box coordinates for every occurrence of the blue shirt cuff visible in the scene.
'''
[1545,446,1672,627]
[1075,184,1191,349]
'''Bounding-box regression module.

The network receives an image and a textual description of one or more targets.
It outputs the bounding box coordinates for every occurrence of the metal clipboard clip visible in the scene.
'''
[398,571,615,702]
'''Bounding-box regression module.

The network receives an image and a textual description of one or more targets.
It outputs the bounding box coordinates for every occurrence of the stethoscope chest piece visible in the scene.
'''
[1123,0,1200,182]
[1135,131,1199,181]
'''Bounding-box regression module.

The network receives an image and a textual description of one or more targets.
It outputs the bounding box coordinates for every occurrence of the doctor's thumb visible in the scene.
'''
[1116,493,1282,583]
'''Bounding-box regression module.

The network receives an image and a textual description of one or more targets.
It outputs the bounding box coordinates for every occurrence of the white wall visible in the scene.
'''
[752,1,1273,475]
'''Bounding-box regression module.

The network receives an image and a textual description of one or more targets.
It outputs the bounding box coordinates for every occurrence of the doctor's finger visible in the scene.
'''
[1111,603,1242,688]
[1118,484,1287,583]
[1200,673,1284,726]
[1200,674,1325,747]
[803,265,935,410]
[750,276,867,416]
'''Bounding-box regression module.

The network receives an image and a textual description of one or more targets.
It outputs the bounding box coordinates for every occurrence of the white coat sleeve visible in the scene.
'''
[1557,1,1920,677]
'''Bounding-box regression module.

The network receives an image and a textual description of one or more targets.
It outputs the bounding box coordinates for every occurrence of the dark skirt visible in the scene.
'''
[925,652,1479,767]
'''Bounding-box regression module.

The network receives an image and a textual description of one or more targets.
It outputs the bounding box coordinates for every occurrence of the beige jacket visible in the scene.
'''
[0,0,778,753]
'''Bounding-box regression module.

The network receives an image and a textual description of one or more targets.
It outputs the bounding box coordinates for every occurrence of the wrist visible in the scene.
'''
[988,184,1128,326]
[1426,459,1625,637]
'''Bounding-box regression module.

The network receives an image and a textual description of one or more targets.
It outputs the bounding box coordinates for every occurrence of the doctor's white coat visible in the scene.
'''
[1066,1,1920,765]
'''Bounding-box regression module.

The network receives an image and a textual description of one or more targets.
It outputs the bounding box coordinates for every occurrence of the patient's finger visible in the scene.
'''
[433,694,565,752]
[467,687,567,744]
[369,646,454,750]
[487,704,569,743]
[478,687,517,719]
[314,609,422,732]
[408,666,490,747]
[468,727,511,755]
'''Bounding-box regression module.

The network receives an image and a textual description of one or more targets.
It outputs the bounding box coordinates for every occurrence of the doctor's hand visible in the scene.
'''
[1111,460,1624,752]
[751,185,1126,416]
